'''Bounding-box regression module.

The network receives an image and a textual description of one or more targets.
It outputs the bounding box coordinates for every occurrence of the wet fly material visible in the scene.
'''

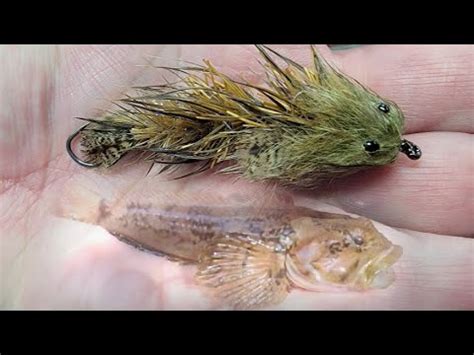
[67,45,421,187]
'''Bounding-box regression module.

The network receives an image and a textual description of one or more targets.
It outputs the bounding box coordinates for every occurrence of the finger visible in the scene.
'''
[280,225,474,310]
[59,128,472,237]
[193,45,473,134]
[0,45,57,179]
[329,45,474,134]
[295,132,473,237]
[210,45,473,134]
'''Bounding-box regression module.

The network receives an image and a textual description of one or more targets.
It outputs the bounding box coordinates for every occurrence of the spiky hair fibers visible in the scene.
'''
[67,45,421,187]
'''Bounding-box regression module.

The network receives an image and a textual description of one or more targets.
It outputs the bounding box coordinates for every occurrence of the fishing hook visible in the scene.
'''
[66,124,101,168]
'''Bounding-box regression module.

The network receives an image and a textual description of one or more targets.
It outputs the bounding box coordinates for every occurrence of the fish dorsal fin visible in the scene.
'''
[196,236,289,310]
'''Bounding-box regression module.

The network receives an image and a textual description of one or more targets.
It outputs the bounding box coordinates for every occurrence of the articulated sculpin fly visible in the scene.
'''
[66,45,421,187]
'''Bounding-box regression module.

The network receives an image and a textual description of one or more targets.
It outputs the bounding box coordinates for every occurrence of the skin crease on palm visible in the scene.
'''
[0,45,473,310]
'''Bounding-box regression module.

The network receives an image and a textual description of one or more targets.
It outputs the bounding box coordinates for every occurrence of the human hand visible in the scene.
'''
[1,45,472,309]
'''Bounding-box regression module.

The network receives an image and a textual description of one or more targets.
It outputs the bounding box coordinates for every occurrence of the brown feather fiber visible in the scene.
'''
[74,45,417,187]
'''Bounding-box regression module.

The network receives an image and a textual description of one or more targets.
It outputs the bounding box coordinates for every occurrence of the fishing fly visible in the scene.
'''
[66,45,422,187]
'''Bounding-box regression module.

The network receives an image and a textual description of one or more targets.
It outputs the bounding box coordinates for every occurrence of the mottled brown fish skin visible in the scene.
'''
[97,202,401,309]
[99,202,316,262]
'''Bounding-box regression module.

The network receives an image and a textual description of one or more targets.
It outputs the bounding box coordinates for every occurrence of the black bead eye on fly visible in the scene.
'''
[378,103,390,113]
[364,140,380,153]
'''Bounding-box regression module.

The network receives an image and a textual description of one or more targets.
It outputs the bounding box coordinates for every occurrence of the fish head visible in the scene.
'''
[286,215,402,292]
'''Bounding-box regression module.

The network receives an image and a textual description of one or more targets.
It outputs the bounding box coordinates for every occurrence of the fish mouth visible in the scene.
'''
[285,244,403,293]
[355,244,403,290]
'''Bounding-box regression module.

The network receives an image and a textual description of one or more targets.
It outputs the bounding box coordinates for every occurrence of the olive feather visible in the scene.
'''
[67,45,422,187]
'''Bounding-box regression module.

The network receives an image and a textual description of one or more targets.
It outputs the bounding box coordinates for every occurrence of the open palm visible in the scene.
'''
[1,45,472,309]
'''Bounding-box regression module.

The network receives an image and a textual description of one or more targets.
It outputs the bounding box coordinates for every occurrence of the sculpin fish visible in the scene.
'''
[96,202,402,309]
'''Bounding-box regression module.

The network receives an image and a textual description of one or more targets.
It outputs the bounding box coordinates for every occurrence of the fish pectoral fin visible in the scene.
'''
[195,236,289,310]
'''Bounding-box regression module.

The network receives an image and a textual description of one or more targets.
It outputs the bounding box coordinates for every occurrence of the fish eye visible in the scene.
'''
[352,235,364,246]
[378,103,390,113]
[363,140,380,153]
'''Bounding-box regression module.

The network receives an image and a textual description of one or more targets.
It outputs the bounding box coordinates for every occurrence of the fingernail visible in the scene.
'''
[328,45,364,51]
